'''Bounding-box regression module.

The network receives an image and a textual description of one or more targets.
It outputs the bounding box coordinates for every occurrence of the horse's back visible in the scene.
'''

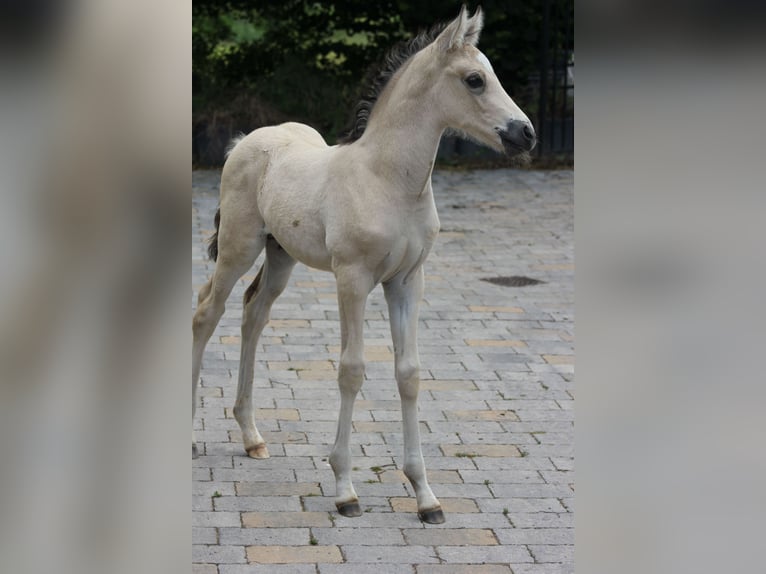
[220,122,328,199]
[233,122,328,158]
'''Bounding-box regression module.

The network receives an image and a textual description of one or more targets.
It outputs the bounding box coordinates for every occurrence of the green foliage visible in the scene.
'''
[193,0,573,165]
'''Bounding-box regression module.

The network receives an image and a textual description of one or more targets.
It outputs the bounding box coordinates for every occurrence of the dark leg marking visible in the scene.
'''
[336,501,362,518]
[418,507,446,524]
[243,266,264,305]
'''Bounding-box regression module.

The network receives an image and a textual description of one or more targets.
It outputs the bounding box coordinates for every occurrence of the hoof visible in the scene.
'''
[192,443,199,459]
[418,507,446,524]
[336,501,362,517]
[246,444,270,459]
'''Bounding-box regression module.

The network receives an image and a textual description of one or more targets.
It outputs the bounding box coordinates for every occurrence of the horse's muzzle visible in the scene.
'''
[497,120,536,155]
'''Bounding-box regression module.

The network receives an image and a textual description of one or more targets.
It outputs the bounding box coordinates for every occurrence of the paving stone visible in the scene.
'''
[476,497,567,514]
[193,511,242,528]
[312,527,406,546]
[494,528,574,546]
[194,527,219,545]
[403,528,497,546]
[390,497,479,514]
[193,545,246,564]
[319,565,414,574]
[193,168,573,570]
[420,513,513,529]
[246,545,343,564]
[219,527,310,546]
[235,482,321,497]
[220,565,317,574]
[214,495,302,512]
[527,545,574,563]
[511,565,574,574]
[464,339,526,347]
[416,566,512,574]
[341,545,440,564]
[441,444,521,458]
[444,410,520,422]
[435,545,533,563]
[509,513,574,529]
[241,511,333,528]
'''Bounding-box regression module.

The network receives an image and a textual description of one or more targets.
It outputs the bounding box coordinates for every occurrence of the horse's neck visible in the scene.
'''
[355,83,443,198]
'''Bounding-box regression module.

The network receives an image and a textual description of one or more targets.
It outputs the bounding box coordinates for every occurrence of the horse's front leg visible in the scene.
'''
[329,266,373,517]
[383,266,444,524]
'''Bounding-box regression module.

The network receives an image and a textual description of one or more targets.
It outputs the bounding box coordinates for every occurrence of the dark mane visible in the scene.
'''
[338,22,448,144]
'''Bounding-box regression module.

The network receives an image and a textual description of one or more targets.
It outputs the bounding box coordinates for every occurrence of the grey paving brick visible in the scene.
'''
[342,545,440,564]
[512,565,574,574]
[193,544,246,564]
[319,565,414,574]
[458,470,545,484]
[488,484,574,498]
[193,168,573,570]
[476,497,567,514]
[220,566,317,574]
[494,528,574,545]
[218,527,310,546]
[416,566,512,574]
[509,513,574,529]
[312,527,406,546]
[330,512,429,529]
[193,511,242,528]
[421,513,513,529]
[435,544,533,563]
[528,545,574,563]
[193,527,219,545]
[193,495,213,511]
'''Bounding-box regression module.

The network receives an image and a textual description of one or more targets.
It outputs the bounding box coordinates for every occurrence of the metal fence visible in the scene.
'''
[534,0,574,157]
[193,3,574,166]
[437,0,573,162]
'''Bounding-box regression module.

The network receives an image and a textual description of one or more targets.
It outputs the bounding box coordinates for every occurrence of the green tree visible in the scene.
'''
[193,1,573,165]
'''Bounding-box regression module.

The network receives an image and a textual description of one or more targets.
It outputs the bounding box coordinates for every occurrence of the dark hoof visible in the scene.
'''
[192,443,199,459]
[418,507,446,524]
[336,501,362,517]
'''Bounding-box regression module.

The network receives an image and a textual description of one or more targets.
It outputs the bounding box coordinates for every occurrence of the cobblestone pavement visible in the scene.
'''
[192,168,574,574]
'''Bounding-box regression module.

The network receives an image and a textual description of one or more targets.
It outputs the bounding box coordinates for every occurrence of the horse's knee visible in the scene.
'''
[192,305,209,334]
[197,280,212,306]
[193,300,223,335]
[396,360,420,399]
[338,357,365,392]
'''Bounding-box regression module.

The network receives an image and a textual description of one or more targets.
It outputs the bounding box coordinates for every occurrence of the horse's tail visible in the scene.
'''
[207,208,221,261]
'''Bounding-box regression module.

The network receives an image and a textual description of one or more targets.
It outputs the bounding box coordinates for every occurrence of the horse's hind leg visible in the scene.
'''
[234,235,296,458]
[192,228,263,459]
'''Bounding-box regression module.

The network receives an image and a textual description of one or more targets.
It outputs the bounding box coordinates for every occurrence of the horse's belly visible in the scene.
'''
[258,175,333,270]
[266,218,333,272]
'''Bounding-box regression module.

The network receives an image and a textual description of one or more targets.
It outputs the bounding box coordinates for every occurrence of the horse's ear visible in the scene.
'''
[464,6,484,47]
[437,4,469,52]
[437,5,484,51]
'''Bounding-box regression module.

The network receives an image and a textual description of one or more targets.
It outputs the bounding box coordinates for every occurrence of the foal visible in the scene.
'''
[192,6,535,524]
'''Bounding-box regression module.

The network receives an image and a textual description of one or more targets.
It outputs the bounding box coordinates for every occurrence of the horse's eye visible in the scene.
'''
[465,74,485,91]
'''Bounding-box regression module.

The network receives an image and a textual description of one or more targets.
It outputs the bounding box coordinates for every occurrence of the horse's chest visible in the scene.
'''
[377,221,439,284]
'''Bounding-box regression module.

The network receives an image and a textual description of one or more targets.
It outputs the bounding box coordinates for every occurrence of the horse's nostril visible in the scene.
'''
[523,125,535,141]
[501,120,536,153]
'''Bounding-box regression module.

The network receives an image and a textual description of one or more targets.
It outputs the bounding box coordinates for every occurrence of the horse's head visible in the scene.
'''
[427,6,536,156]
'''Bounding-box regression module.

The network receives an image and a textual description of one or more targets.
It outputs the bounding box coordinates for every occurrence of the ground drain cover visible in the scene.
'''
[481,276,545,287]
